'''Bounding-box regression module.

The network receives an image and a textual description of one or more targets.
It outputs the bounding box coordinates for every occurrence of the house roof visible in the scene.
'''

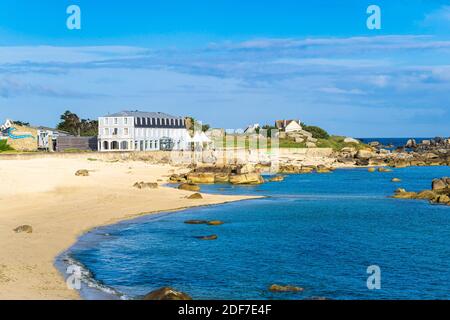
[275,120,300,129]
[104,110,183,119]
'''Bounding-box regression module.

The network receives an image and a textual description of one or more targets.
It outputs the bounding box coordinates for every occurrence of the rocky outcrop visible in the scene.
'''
[269,284,304,293]
[195,235,218,240]
[178,183,201,192]
[207,220,224,226]
[184,220,208,224]
[13,225,33,234]
[269,175,285,182]
[133,182,158,189]
[392,178,450,206]
[75,169,89,177]
[229,173,264,185]
[187,173,215,184]
[432,177,450,191]
[143,287,192,300]
[278,165,314,174]
[187,193,203,199]
[344,137,360,144]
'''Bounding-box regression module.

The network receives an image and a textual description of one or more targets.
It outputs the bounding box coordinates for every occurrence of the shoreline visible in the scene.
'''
[0,155,258,300]
[56,197,264,300]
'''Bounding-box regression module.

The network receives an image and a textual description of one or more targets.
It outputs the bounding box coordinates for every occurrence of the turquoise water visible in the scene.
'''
[66,166,450,300]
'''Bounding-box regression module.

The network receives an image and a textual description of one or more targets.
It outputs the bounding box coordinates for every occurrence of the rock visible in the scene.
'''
[435,194,450,204]
[229,173,264,185]
[306,142,317,148]
[75,169,89,177]
[395,188,406,194]
[178,183,200,192]
[405,139,417,148]
[316,166,332,173]
[344,137,360,144]
[169,174,187,183]
[393,191,417,199]
[369,141,380,147]
[391,178,401,182]
[356,150,374,160]
[184,220,208,224]
[378,167,392,172]
[432,178,449,191]
[187,173,215,184]
[207,220,224,226]
[269,175,285,182]
[278,165,314,174]
[195,235,218,240]
[268,284,304,293]
[143,287,192,300]
[187,193,203,199]
[416,190,437,200]
[214,173,230,183]
[133,182,158,189]
[237,163,257,174]
[13,225,33,234]
[368,167,376,172]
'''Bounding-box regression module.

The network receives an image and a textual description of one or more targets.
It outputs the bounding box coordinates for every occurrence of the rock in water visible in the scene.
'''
[391,178,401,182]
[269,175,284,182]
[143,287,192,300]
[187,193,203,199]
[378,167,392,173]
[184,220,208,225]
[368,167,376,172]
[178,183,201,192]
[207,220,224,226]
[229,173,264,185]
[432,178,449,191]
[75,169,89,177]
[195,235,218,240]
[13,225,33,233]
[269,284,304,292]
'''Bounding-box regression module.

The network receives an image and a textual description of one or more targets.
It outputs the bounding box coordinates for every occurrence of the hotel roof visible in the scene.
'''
[104,111,183,119]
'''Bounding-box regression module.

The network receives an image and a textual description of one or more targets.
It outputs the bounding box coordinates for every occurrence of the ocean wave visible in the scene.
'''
[60,254,130,300]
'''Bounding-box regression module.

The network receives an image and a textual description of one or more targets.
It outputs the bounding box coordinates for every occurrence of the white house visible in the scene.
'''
[98,111,191,152]
[275,120,302,133]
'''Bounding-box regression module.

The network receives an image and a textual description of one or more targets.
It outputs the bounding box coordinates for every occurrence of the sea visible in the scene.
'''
[57,139,450,300]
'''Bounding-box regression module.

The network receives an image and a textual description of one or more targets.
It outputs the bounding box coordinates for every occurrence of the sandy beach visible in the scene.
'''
[0,154,255,300]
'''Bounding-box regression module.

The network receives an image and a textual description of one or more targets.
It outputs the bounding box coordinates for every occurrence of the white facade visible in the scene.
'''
[98,111,191,152]
[285,121,302,133]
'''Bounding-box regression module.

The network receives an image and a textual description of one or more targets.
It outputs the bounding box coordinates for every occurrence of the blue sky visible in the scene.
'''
[0,0,449,137]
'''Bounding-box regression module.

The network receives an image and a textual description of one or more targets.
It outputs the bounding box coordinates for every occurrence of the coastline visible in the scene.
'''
[0,154,257,300]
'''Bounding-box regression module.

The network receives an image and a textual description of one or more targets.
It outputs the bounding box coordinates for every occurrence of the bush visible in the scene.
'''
[0,140,14,152]
[301,123,330,139]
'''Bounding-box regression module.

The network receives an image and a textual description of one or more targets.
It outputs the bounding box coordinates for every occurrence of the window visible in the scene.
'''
[124,128,129,135]
[124,118,128,125]
[104,118,109,125]
[150,118,153,125]
[113,128,118,135]
[114,118,118,125]
[104,128,109,135]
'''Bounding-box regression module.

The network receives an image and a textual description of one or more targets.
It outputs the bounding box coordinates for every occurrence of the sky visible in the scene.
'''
[0,0,449,137]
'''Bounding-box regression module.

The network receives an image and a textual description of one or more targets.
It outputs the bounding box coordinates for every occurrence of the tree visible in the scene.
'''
[57,110,98,136]
[301,123,330,139]
[12,120,30,127]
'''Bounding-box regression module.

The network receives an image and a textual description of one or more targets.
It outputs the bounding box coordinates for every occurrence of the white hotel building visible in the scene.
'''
[98,111,191,151]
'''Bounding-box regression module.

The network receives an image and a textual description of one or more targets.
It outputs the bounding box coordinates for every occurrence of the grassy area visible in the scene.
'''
[0,140,14,152]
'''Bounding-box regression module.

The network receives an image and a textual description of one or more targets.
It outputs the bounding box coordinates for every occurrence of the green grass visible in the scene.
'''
[0,140,14,152]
